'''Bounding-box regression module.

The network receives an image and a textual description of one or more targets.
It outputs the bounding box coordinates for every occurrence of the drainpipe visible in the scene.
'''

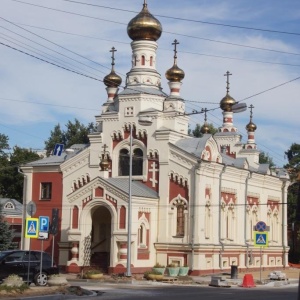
[18,167,27,250]
[244,172,252,269]
[281,179,288,267]
[190,159,201,271]
[219,164,226,270]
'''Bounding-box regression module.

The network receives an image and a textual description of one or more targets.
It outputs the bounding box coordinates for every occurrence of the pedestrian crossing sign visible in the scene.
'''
[25,218,39,238]
[253,231,268,247]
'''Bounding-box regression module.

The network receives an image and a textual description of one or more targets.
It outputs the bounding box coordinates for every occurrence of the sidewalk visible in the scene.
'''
[63,266,300,286]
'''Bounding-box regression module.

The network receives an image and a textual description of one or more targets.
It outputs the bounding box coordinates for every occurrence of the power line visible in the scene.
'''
[6,1,300,58]
[0,17,111,74]
[14,21,300,58]
[61,0,300,36]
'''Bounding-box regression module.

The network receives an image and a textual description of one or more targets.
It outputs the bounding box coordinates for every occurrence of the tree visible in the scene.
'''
[44,119,96,156]
[0,204,13,250]
[259,152,275,167]
[284,144,300,221]
[0,146,40,200]
[284,143,300,262]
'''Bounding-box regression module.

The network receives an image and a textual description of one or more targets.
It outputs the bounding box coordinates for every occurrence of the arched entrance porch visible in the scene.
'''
[88,205,112,272]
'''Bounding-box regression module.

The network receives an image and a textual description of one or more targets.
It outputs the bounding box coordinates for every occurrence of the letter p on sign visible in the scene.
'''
[39,216,50,232]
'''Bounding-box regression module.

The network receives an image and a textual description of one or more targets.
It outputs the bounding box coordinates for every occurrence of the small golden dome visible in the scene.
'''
[166,39,185,82]
[104,47,122,88]
[166,64,185,82]
[220,93,236,112]
[201,123,210,134]
[104,70,122,88]
[100,156,110,171]
[127,2,162,41]
[246,121,257,132]
[220,71,236,112]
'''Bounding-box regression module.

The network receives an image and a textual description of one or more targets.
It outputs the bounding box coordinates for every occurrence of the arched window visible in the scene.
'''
[119,148,143,176]
[141,55,145,65]
[176,205,185,236]
[119,149,130,176]
[132,148,143,175]
[150,56,153,66]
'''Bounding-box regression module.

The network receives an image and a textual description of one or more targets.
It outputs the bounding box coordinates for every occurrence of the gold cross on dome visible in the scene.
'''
[224,71,232,94]
[249,104,254,120]
[102,144,108,155]
[110,47,117,66]
[172,39,179,59]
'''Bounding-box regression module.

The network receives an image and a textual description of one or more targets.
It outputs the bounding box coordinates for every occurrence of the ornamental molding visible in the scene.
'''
[67,177,130,204]
[170,151,194,168]
[221,187,237,195]
[267,196,280,201]
[62,153,89,176]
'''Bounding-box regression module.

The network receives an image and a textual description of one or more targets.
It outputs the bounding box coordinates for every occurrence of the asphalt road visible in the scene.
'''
[92,285,298,300]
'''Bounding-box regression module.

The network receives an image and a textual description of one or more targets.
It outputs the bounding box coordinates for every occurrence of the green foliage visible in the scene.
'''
[0,283,29,293]
[0,205,13,251]
[284,143,300,225]
[259,151,275,167]
[0,146,40,200]
[44,119,96,156]
[153,262,165,268]
[284,143,300,182]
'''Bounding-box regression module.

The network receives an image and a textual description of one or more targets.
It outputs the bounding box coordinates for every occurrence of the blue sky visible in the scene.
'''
[0,0,299,167]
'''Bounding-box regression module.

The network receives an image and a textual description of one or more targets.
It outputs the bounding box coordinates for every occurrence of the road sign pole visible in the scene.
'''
[40,239,44,283]
[260,246,262,283]
[26,205,33,285]
[52,235,55,267]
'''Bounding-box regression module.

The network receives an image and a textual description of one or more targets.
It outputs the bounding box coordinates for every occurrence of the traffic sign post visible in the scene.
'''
[253,231,268,247]
[53,144,64,156]
[39,216,50,233]
[254,221,269,283]
[25,218,39,238]
[38,216,50,284]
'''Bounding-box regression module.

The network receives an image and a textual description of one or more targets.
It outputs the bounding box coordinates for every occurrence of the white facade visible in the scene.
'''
[21,2,289,275]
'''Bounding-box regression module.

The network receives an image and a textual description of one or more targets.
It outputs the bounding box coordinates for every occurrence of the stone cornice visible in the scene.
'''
[61,148,90,175]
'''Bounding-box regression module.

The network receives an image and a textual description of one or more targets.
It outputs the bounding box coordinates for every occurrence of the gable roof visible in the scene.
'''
[104,178,158,199]
[0,198,23,216]
[23,144,89,167]
[173,134,211,157]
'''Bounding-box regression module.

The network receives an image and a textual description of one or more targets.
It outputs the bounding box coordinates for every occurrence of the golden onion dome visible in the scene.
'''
[220,93,236,112]
[100,159,109,171]
[246,121,257,132]
[200,123,210,134]
[127,2,162,41]
[166,63,185,82]
[104,70,122,88]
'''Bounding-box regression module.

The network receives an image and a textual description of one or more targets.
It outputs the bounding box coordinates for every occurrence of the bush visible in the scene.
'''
[153,262,165,268]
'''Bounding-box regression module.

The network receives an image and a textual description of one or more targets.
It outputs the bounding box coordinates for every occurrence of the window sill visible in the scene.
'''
[172,235,184,239]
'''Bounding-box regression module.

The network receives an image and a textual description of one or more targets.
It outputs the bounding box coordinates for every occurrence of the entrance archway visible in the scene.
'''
[90,206,111,272]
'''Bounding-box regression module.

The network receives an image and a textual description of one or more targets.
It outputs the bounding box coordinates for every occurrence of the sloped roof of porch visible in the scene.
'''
[103,178,158,199]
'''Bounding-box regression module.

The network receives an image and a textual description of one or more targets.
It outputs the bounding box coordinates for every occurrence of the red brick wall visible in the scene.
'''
[30,171,63,265]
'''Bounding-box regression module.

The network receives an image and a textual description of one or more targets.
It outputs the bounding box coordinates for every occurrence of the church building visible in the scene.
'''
[21,1,289,275]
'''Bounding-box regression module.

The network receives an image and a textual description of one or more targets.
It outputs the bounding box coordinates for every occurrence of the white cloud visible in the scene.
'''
[0,0,299,167]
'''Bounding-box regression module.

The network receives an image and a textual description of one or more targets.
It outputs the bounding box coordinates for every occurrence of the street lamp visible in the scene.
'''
[126,116,153,277]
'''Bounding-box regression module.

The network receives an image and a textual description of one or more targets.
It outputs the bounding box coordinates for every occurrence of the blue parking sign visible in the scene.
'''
[39,216,49,232]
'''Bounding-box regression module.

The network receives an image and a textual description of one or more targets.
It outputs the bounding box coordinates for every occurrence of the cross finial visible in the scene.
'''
[249,104,254,120]
[110,47,117,67]
[224,71,232,94]
[102,144,108,156]
[201,108,208,122]
[172,39,179,62]
[143,0,147,8]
